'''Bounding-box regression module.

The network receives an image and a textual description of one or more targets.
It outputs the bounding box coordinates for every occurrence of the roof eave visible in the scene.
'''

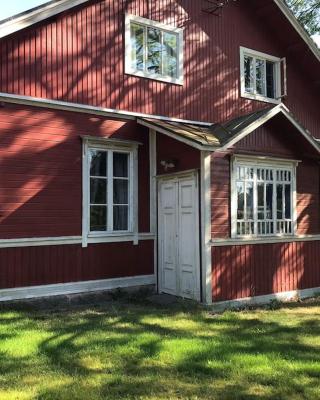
[0,0,90,38]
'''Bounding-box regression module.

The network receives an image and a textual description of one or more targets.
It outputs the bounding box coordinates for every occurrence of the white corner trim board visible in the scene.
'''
[0,233,155,249]
[0,274,156,302]
[211,286,320,312]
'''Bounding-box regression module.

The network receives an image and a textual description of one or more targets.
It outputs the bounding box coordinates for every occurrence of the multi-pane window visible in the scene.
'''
[89,149,131,233]
[125,14,183,84]
[240,47,285,103]
[233,161,295,237]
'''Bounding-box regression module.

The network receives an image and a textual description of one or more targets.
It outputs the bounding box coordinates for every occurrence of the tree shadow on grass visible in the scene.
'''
[0,299,319,399]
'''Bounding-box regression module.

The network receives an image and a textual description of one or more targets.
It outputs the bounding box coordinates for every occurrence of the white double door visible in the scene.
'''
[158,172,200,301]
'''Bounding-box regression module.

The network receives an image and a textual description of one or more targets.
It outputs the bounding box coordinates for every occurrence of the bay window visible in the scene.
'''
[125,14,183,85]
[232,157,296,238]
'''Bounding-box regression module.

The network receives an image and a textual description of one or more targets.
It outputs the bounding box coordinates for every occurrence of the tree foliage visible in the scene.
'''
[285,0,320,35]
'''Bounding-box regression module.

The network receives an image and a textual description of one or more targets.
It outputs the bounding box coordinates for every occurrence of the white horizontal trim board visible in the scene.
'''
[211,286,320,312]
[0,274,156,302]
[0,92,212,126]
[0,233,155,248]
[212,234,320,246]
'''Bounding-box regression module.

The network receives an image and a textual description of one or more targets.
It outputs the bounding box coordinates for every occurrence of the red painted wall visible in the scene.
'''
[0,0,318,136]
[211,115,320,239]
[156,133,200,175]
[0,241,154,289]
[212,241,320,302]
[0,102,150,238]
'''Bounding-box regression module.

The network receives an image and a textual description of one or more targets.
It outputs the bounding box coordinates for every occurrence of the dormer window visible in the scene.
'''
[240,47,286,104]
[125,14,184,85]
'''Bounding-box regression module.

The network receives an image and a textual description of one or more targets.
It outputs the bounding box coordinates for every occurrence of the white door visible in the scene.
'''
[158,172,200,301]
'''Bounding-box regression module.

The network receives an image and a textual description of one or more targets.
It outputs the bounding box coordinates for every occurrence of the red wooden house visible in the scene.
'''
[0,0,319,307]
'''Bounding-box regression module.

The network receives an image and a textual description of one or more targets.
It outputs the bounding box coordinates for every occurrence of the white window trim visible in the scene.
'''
[82,136,139,247]
[240,47,282,105]
[125,14,184,85]
[231,155,298,239]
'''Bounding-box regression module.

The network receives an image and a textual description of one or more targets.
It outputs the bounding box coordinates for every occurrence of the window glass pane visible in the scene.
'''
[130,23,144,71]
[246,182,253,220]
[257,183,264,220]
[147,27,161,74]
[113,179,129,204]
[113,206,128,231]
[237,182,244,220]
[266,61,275,98]
[163,32,178,78]
[266,184,273,219]
[244,56,254,93]
[285,184,291,219]
[277,184,283,219]
[90,178,107,204]
[90,206,107,231]
[90,150,107,177]
[113,153,129,177]
[256,58,266,96]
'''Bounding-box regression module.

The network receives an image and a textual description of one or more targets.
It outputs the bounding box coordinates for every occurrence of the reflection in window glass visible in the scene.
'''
[163,32,177,78]
[244,56,254,93]
[90,150,107,177]
[130,23,144,71]
[129,19,180,80]
[237,182,244,220]
[246,182,254,220]
[256,58,266,96]
[147,28,161,74]
[90,206,107,231]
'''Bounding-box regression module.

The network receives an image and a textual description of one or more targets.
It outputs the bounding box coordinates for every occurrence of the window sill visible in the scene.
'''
[211,234,320,247]
[241,92,281,105]
[87,233,155,244]
[125,71,184,86]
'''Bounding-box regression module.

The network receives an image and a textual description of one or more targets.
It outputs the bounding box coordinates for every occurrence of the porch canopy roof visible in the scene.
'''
[137,104,320,154]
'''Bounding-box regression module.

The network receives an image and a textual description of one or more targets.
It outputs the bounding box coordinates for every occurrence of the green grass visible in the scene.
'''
[0,295,319,400]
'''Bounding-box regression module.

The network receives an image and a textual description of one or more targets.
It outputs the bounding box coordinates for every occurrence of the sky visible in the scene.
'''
[0,0,319,46]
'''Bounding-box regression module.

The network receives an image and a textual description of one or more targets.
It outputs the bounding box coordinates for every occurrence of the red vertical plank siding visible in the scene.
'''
[0,241,154,290]
[212,242,320,301]
[0,102,150,237]
[0,0,318,136]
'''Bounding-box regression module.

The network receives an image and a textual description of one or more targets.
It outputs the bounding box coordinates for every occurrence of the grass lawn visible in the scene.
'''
[0,294,319,400]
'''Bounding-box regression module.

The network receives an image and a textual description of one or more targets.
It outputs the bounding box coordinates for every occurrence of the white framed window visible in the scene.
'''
[240,47,287,104]
[125,14,184,85]
[82,137,139,245]
[231,156,297,238]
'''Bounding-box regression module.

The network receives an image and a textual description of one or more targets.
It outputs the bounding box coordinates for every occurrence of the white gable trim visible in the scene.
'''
[219,104,320,154]
[273,0,320,63]
[0,0,90,38]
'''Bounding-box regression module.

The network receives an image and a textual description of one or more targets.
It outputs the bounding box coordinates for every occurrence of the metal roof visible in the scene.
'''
[138,104,320,154]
